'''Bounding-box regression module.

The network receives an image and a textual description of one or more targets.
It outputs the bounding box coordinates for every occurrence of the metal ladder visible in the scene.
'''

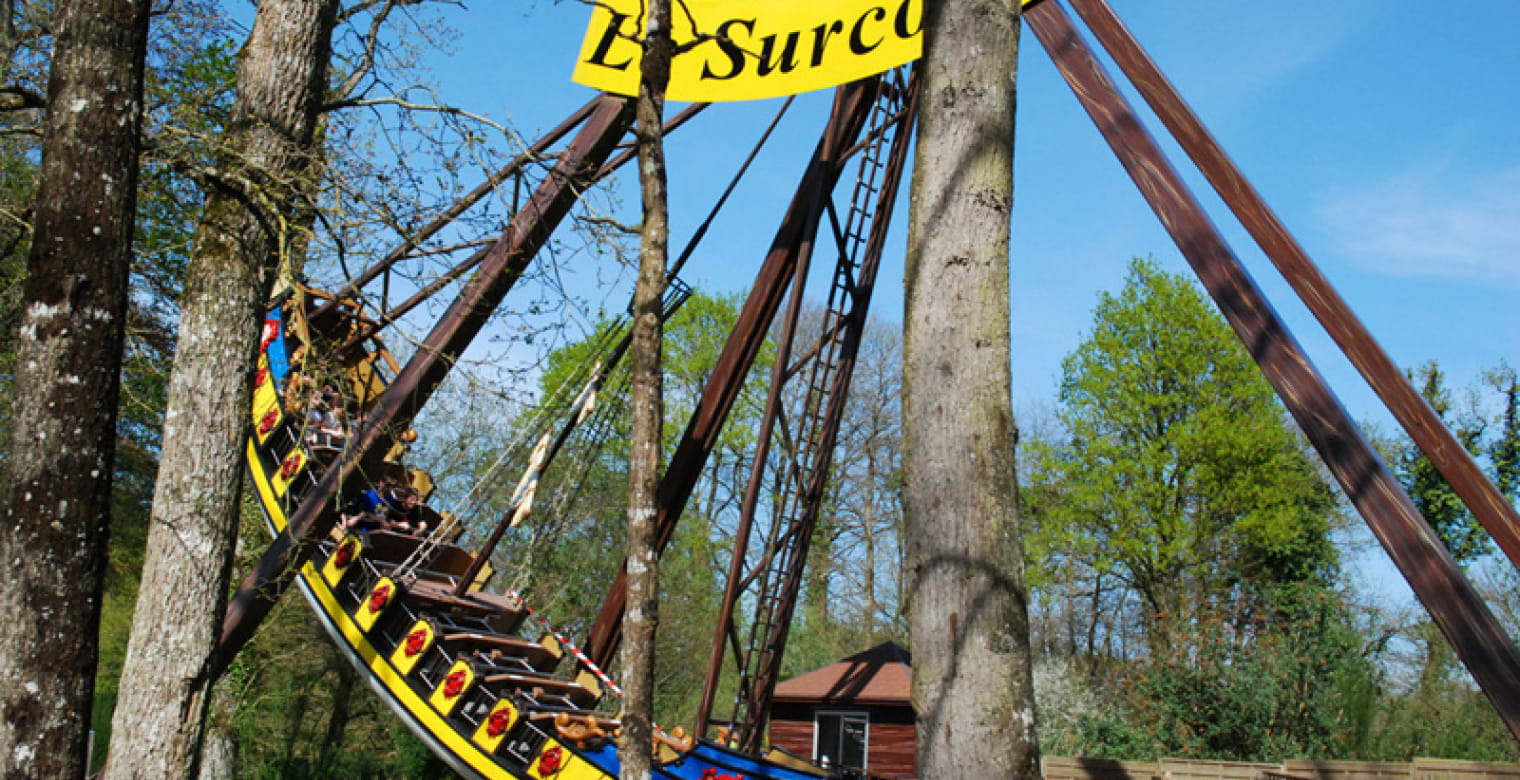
[724,67,919,751]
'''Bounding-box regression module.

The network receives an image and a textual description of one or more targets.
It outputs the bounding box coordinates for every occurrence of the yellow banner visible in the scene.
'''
[572,0,923,102]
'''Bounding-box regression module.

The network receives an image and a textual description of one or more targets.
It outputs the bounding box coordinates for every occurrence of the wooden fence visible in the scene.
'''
[1043,758,1520,780]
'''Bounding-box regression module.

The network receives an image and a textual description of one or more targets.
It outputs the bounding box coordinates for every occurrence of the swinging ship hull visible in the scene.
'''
[247,445,540,780]
[246,302,833,780]
[248,299,627,780]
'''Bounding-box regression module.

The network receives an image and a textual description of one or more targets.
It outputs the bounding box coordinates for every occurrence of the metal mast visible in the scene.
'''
[694,67,919,750]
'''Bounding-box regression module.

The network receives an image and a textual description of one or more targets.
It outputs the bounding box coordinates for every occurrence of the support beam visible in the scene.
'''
[699,68,919,748]
[1026,0,1520,740]
[1065,0,1520,573]
[215,95,636,672]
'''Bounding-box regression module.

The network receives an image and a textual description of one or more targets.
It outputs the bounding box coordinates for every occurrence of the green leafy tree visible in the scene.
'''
[1394,361,1491,562]
[1485,361,1519,504]
[1116,585,1381,759]
[1025,258,1339,653]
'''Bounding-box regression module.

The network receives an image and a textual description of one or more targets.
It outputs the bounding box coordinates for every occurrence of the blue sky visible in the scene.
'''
[393,0,1517,605]
[422,0,1517,407]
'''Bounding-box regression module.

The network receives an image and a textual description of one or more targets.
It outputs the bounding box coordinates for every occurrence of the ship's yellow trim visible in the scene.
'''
[355,576,397,632]
[299,560,533,778]
[322,536,362,587]
[471,699,520,754]
[252,354,283,445]
[247,438,288,534]
[271,449,307,497]
[248,443,549,778]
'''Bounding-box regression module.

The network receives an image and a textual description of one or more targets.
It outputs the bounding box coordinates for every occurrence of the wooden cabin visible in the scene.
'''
[768,642,916,780]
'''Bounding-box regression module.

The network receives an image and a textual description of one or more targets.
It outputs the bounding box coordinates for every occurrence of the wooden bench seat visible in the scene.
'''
[443,632,559,672]
[362,531,472,570]
[360,530,497,590]
[404,579,525,633]
[483,671,599,709]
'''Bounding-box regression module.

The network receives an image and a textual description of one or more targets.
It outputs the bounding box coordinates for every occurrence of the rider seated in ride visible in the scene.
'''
[304,386,347,449]
[341,481,427,536]
[384,487,426,535]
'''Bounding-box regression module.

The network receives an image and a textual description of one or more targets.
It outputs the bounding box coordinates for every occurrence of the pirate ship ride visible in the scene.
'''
[222,3,1520,777]
[235,57,919,778]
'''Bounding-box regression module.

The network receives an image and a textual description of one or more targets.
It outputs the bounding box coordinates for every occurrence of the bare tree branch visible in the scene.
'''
[400,236,496,258]
[320,91,508,137]
[577,214,640,235]
[331,0,409,100]
[0,83,43,109]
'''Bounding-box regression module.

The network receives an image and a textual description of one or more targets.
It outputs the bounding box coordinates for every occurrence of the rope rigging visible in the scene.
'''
[281,102,808,727]
[373,92,797,592]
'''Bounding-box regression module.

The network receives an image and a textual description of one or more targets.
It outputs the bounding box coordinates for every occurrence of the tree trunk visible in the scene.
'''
[902,0,1040,777]
[104,2,338,776]
[0,1,149,776]
[863,476,879,634]
[194,732,234,780]
[195,680,237,780]
[619,3,672,778]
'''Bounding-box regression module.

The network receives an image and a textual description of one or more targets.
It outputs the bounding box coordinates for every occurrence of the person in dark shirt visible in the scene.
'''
[341,483,390,532]
[385,487,424,535]
[341,483,426,535]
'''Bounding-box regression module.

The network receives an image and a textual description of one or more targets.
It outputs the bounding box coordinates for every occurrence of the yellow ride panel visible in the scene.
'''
[321,536,362,588]
[252,354,283,445]
[470,698,520,755]
[354,576,397,632]
[430,659,476,717]
[526,739,610,780]
[390,618,436,677]
[271,449,307,496]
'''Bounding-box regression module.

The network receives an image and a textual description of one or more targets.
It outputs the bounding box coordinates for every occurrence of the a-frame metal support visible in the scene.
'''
[1026,0,1520,739]
[1065,0,1520,572]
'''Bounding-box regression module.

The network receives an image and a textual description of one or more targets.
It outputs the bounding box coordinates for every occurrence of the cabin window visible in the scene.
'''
[814,709,868,770]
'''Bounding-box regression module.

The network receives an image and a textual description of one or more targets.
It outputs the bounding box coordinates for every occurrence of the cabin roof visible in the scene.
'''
[772,641,912,706]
